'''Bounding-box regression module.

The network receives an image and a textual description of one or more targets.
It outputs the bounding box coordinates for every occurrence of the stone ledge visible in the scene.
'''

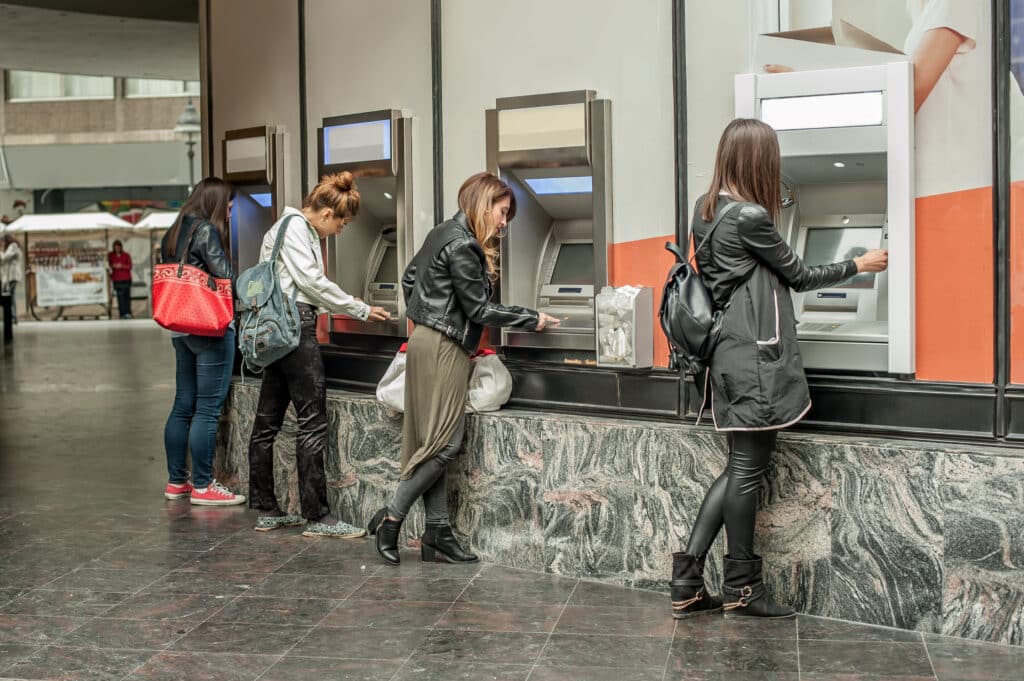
[215,379,1024,646]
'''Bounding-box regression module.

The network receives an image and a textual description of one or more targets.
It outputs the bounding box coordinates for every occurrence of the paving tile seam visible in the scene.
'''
[246,558,379,681]
[796,611,802,679]
[385,562,493,681]
[920,630,941,681]
[660,618,679,681]
[525,578,581,681]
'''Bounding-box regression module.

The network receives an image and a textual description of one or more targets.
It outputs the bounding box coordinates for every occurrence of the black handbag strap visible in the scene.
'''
[688,201,739,265]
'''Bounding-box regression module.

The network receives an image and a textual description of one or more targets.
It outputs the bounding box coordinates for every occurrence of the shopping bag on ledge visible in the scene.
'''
[375,345,513,413]
[466,349,512,413]
[375,342,408,413]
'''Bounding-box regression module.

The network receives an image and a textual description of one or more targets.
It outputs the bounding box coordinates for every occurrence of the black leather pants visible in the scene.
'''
[247,304,330,521]
[684,430,777,561]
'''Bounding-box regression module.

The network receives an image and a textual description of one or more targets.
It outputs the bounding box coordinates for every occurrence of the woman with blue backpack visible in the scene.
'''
[246,171,390,537]
[669,119,888,620]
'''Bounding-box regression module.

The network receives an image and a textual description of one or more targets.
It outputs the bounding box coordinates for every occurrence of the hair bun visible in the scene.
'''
[328,171,354,193]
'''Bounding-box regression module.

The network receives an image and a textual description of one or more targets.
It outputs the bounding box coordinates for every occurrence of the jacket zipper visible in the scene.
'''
[755,288,781,346]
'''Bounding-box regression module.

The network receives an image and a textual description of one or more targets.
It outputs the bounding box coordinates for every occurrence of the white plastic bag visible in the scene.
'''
[466,350,513,413]
[375,345,513,413]
[375,345,407,413]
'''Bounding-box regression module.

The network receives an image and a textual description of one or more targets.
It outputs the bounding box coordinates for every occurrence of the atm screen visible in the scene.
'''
[373,246,398,283]
[549,243,594,286]
[802,227,881,289]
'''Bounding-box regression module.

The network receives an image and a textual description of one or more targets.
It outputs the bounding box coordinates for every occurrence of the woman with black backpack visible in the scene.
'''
[669,119,888,620]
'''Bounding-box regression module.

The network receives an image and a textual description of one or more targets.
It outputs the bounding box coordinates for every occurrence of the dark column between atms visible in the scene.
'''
[485,90,612,365]
[222,125,287,275]
[317,110,414,388]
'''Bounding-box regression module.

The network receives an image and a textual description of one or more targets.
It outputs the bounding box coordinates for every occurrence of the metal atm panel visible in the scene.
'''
[223,125,285,274]
[735,63,914,375]
[487,90,612,354]
[318,110,412,339]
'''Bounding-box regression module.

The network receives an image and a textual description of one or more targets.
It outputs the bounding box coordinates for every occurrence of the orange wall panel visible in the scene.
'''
[609,235,676,368]
[1011,182,1024,384]
[915,187,994,383]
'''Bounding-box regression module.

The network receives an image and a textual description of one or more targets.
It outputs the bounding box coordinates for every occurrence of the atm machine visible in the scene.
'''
[222,125,286,274]
[486,90,612,358]
[735,63,915,375]
[317,110,413,343]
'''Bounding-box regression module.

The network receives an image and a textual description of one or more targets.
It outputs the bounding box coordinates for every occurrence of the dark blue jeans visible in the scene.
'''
[164,328,236,488]
[113,281,131,317]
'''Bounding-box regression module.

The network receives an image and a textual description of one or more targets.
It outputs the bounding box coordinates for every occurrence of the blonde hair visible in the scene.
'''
[303,171,360,219]
[457,172,516,279]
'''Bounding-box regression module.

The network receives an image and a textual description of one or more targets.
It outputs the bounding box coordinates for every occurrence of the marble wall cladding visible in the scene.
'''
[941,455,1024,645]
[755,438,833,615]
[216,380,1024,646]
[828,444,945,633]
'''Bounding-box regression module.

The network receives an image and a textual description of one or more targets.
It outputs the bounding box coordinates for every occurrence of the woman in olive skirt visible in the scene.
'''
[368,172,559,565]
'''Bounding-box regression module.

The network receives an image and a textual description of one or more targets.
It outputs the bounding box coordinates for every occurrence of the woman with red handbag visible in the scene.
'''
[159,177,245,506]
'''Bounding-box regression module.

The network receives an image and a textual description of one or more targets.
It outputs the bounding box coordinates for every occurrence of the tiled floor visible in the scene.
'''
[2,321,1022,681]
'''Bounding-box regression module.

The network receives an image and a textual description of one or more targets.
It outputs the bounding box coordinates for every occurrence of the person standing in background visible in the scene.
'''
[108,240,133,319]
[1,233,24,324]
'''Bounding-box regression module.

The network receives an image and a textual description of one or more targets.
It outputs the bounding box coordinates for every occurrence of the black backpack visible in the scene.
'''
[659,202,738,374]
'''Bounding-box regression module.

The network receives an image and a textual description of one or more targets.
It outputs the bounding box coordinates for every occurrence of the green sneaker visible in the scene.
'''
[302,520,367,539]
[254,514,306,532]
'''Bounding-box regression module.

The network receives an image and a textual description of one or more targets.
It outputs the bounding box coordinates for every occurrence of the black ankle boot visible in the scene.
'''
[421,524,478,563]
[669,552,722,619]
[722,555,795,619]
[367,507,401,566]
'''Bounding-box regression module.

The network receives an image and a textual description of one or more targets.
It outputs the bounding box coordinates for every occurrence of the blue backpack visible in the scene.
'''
[236,215,302,373]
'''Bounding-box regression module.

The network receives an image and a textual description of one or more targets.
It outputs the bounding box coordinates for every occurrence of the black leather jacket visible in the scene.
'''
[159,215,232,282]
[692,196,857,430]
[403,212,539,354]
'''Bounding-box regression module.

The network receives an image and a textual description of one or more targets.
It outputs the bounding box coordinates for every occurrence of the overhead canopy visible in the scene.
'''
[3,212,134,233]
[135,211,179,230]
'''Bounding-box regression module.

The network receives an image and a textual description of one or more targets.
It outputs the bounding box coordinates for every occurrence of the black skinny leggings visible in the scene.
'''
[684,430,777,561]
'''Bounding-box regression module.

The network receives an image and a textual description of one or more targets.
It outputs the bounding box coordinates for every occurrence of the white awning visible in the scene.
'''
[4,212,134,233]
[135,211,179,230]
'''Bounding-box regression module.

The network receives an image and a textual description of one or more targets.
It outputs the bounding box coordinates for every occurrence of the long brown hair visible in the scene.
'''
[303,171,360,219]
[457,172,516,279]
[701,118,782,222]
[165,177,233,258]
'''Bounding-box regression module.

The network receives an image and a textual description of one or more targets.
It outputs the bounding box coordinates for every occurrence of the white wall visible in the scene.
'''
[304,0,434,246]
[442,0,675,244]
[205,0,302,208]
[685,0,753,224]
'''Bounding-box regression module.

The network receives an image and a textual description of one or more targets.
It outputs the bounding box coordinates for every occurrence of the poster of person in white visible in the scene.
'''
[904,0,991,198]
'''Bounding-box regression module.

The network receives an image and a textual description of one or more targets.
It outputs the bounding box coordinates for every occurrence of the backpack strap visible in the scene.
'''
[268,214,304,304]
[688,201,739,265]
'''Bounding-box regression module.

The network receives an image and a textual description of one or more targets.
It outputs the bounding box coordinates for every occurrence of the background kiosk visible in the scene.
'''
[222,125,286,274]
[317,109,413,342]
[486,90,612,359]
[735,64,915,375]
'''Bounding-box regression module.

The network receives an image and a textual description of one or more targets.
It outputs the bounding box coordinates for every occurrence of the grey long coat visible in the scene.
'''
[691,197,858,431]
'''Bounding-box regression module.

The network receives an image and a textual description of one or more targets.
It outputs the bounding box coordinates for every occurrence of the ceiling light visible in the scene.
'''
[833,162,846,168]
[383,192,393,200]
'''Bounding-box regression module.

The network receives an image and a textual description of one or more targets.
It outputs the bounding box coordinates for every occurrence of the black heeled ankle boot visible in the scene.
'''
[367,507,402,566]
[670,552,723,619]
[722,555,795,619]
[421,523,478,563]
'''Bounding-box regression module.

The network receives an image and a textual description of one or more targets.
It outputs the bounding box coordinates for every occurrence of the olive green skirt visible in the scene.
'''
[399,324,472,480]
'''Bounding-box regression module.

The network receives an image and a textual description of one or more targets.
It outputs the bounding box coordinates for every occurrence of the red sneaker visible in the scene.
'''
[164,481,194,500]
[190,481,246,506]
